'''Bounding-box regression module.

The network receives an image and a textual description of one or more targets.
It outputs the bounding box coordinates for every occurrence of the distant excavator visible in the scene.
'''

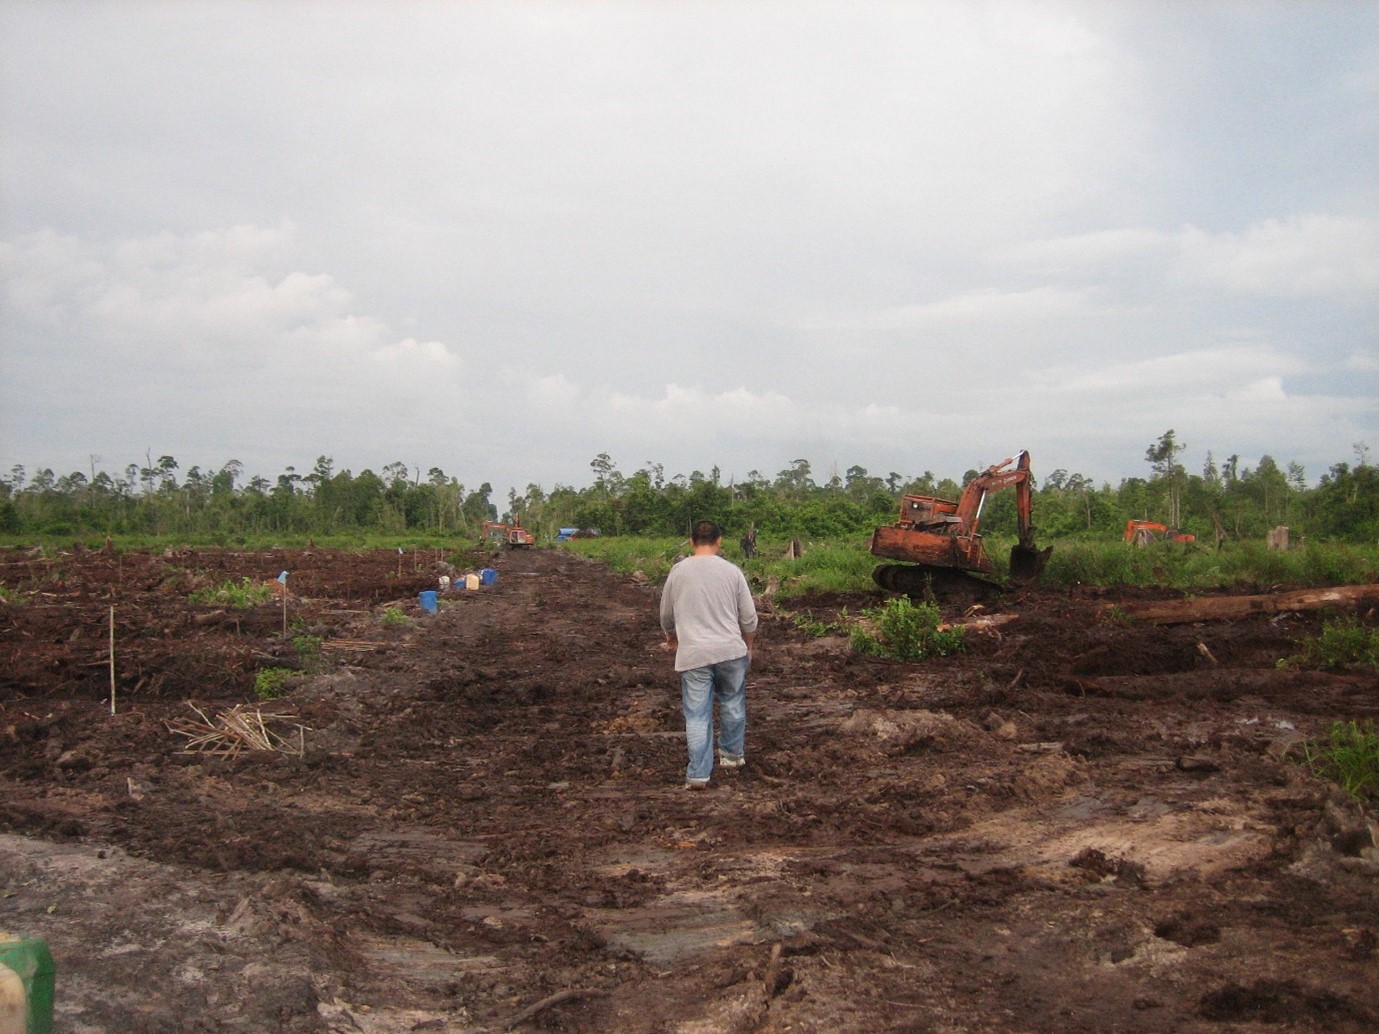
[482,519,535,549]
[1124,520,1195,546]
[870,451,1052,595]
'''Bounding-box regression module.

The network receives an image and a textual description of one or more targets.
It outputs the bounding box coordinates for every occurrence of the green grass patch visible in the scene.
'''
[1282,616,1379,670]
[561,535,688,584]
[564,534,877,598]
[189,576,275,608]
[754,539,877,598]
[572,533,1379,595]
[541,534,1379,595]
[786,610,849,637]
[1037,539,1379,590]
[1302,720,1379,801]
[253,666,297,701]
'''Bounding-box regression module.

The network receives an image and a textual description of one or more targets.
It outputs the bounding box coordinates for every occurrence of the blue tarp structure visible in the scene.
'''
[556,528,600,542]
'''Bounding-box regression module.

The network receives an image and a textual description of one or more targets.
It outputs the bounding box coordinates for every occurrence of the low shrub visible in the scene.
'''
[254,667,297,700]
[190,576,274,609]
[850,597,964,661]
[381,606,411,627]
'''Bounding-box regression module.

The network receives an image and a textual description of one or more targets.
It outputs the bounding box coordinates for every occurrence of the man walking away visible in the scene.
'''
[660,520,759,789]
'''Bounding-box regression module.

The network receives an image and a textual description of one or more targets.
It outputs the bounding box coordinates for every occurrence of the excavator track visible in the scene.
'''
[873,540,1050,600]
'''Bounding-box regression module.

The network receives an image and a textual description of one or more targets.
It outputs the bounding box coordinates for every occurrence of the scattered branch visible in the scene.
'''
[166,703,308,757]
[502,988,608,1030]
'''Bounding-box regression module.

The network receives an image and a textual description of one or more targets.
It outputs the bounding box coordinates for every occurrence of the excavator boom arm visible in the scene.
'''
[956,452,1036,540]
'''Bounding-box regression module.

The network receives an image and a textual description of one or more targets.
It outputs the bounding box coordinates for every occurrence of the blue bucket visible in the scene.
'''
[418,590,438,613]
[480,568,498,586]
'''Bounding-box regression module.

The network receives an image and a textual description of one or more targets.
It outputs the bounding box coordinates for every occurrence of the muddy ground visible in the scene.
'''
[1,543,1377,1033]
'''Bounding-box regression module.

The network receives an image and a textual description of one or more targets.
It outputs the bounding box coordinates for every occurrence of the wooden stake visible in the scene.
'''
[763,942,784,998]
[109,605,116,715]
[281,577,288,636]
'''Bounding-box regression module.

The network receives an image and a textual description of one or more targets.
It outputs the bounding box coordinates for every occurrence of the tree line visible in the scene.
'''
[0,455,498,539]
[1,434,1374,546]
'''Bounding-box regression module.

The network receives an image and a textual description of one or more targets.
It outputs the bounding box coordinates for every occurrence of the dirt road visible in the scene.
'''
[2,544,1377,1032]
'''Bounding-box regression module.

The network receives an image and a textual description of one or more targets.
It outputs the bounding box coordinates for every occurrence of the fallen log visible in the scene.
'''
[940,612,1020,634]
[1110,584,1379,626]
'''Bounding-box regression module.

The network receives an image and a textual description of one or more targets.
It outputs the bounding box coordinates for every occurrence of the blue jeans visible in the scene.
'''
[680,655,749,782]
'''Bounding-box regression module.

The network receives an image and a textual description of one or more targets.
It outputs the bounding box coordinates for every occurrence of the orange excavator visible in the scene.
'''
[870,451,1052,594]
[481,519,536,549]
[1124,520,1195,545]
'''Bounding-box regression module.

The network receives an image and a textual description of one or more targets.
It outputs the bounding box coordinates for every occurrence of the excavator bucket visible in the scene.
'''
[1009,542,1052,583]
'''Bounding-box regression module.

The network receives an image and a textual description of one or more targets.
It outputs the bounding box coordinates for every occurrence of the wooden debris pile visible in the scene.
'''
[166,703,308,757]
[322,639,390,652]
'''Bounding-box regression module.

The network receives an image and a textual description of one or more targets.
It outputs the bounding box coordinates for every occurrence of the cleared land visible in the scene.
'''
[2,544,1377,1033]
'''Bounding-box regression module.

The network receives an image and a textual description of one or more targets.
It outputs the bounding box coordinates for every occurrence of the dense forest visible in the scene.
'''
[1,432,1375,546]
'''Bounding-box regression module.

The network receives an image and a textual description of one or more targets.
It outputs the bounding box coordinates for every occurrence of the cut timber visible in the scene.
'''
[940,613,1020,634]
[1112,584,1379,625]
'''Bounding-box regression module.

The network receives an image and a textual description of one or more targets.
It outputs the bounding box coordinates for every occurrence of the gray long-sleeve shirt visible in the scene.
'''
[659,554,759,672]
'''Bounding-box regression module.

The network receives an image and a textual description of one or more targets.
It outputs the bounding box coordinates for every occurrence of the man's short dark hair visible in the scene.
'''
[691,520,722,545]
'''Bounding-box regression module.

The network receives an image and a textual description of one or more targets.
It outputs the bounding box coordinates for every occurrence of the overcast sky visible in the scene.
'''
[2,1,1376,505]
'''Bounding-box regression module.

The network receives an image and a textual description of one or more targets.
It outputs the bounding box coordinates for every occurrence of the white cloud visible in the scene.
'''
[369,337,456,368]
[1175,214,1379,298]
[1002,213,1379,302]
[0,224,470,473]
[1035,344,1305,395]
[2,225,459,373]
[1226,376,1288,403]
[525,373,583,411]
[515,376,906,459]
[830,286,1117,333]
[994,227,1174,272]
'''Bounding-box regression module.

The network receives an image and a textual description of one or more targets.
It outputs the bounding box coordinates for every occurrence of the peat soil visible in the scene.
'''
[1,543,1377,1033]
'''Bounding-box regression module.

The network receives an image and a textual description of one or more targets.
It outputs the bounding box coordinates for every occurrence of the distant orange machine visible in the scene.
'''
[1124,520,1195,545]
